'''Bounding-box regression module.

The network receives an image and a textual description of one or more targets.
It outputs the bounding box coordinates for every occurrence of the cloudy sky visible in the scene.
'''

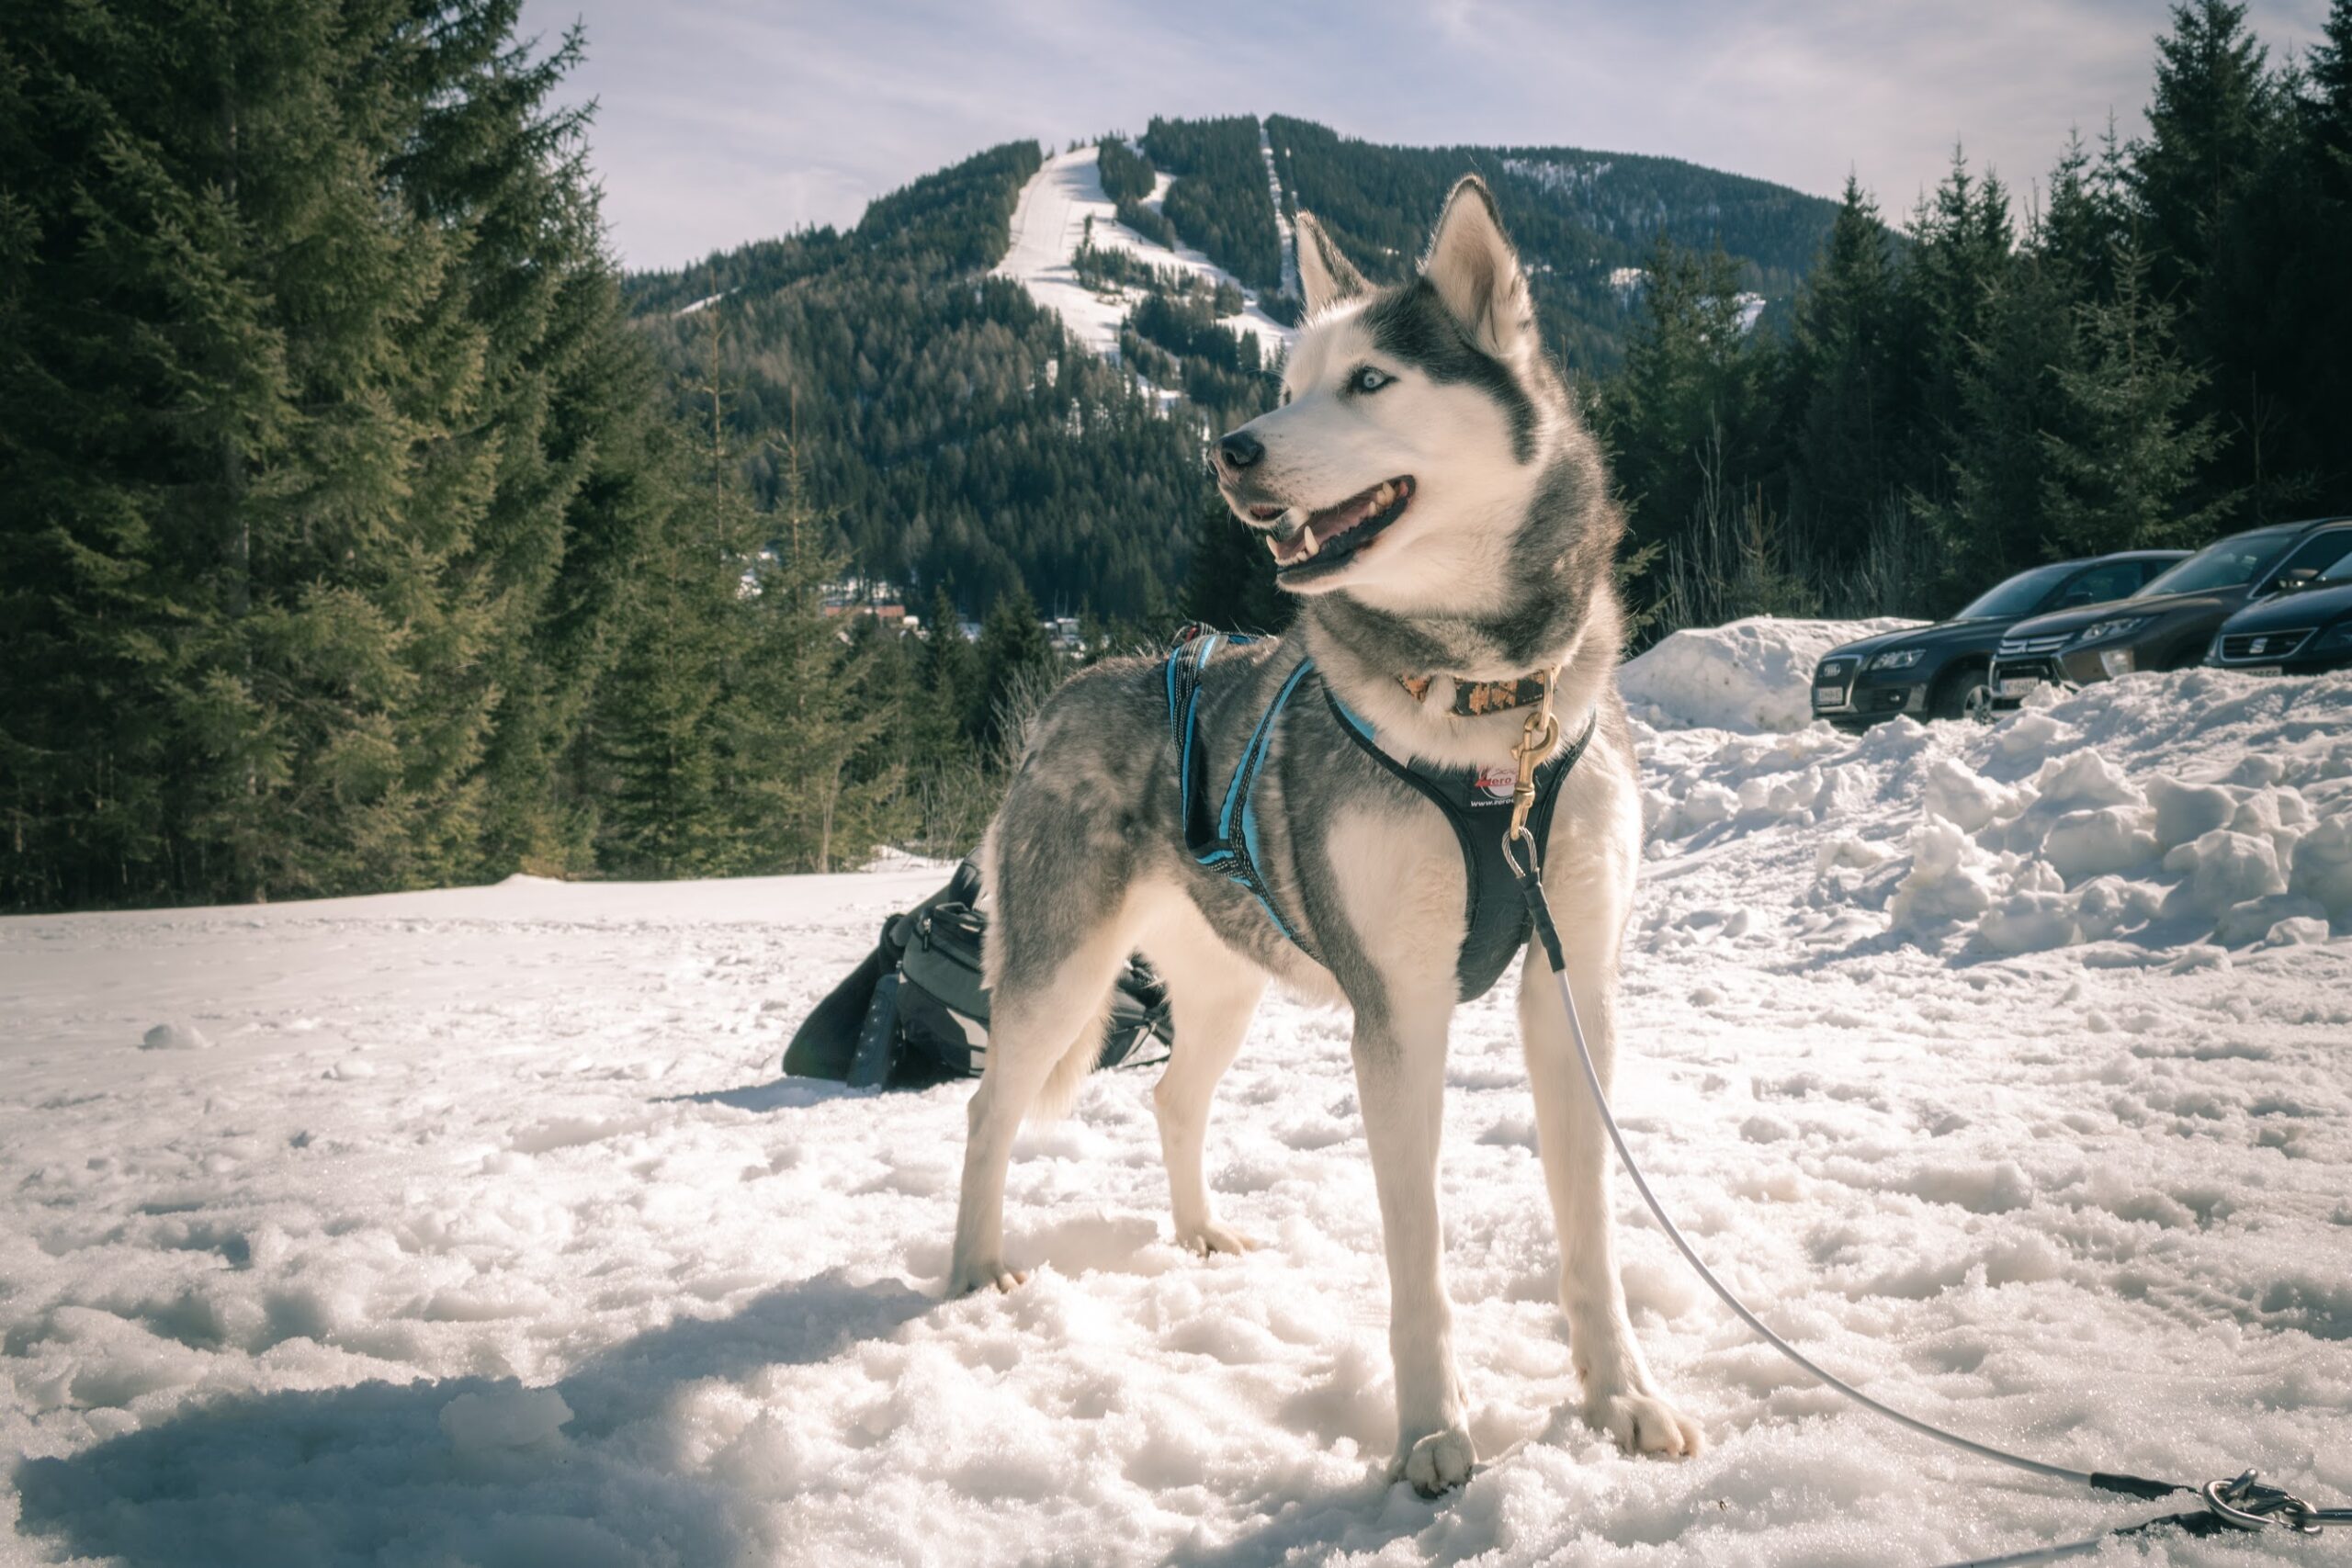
[517,0,2333,272]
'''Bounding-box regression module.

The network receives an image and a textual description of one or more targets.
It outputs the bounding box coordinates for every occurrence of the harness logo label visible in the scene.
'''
[1473,766,1516,805]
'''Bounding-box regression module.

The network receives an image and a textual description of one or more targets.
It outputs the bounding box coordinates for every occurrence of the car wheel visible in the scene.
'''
[1932,663,1994,723]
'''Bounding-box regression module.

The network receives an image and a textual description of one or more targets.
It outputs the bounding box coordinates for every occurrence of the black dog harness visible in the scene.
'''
[1164,636,1593,1000]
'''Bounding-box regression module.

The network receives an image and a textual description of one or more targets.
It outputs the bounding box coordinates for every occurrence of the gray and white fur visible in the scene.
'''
[948,177,1700,1493]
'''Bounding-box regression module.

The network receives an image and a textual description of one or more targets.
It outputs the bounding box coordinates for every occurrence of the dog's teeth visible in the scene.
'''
[1299,529,1319,559]
[1374,483,1393,508]
[1266,536,1281,559]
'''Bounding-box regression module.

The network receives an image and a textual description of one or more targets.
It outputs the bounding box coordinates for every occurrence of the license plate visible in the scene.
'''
[1997,678,2041,698]
[2238,665,2282,677]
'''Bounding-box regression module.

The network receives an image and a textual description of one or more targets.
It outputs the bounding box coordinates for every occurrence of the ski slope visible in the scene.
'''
[5,637,2349,1567]
[993,143,1294,374]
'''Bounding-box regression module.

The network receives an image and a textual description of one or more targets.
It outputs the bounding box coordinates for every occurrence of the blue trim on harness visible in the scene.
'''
[1163,637,1593,996]
[1166,637,1314,952]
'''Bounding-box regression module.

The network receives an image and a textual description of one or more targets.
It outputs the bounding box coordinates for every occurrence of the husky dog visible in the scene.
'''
[948,177,1699,1492]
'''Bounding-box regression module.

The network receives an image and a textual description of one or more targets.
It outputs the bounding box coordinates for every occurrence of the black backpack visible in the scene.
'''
[784,859,1174,1089]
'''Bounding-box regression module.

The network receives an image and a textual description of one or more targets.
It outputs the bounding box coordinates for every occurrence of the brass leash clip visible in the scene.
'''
[1506,668,1561,864]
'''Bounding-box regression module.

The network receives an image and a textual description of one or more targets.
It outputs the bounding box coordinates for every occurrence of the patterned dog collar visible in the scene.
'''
[1397,671,1555,718]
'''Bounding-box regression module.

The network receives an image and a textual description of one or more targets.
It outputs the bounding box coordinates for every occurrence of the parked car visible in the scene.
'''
[2204,552,2352,675]
[1991,516,2352,705]
[1810,551,2185,730]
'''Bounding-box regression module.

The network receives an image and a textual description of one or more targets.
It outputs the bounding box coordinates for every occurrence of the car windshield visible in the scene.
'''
[2136,528,2299,597]
[1954,563,2075,619]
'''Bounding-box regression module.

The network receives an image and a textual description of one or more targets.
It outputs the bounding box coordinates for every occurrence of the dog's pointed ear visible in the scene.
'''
[1294,211,1367,317]
[1422,176,1533,357]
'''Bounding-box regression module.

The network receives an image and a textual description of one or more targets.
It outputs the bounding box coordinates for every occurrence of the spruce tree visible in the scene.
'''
[2134,0,2279,297]
[2038,246,2231,557]
[1600,235,1781,576]
[1785,176,1898,564]
[1897,148,2015,504]
[973,581,1058,761]
[718,443,897,874]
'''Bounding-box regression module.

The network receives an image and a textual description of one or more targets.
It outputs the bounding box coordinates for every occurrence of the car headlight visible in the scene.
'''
[2315,621,2352,651]
[2077,615,2150,643]
[1868,648,1926,671]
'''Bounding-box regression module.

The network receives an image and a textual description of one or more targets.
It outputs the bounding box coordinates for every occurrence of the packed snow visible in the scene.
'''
[1622,615,1924,733]
[6,644,2349,1567]
[993,143,1294,373]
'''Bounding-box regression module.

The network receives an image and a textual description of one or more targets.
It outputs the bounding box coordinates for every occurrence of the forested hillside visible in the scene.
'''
[1268,116,1836,368]
[625,114,1841,621]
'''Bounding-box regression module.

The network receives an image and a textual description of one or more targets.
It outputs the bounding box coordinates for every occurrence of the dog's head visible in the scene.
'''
[1214,176,1558,601]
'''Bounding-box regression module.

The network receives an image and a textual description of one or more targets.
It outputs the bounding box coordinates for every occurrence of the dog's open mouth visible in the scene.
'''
[1251,476,1415,579]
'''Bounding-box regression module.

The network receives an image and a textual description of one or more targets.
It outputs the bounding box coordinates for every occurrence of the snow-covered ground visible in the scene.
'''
[993,143,1294,376]
[6,636,2349,1567]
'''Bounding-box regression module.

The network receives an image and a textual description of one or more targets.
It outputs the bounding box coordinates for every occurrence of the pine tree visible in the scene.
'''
[718,442,899,874]
[1897,147,2016,503]
[2134,0,2279,297]
[1600,234,1781,576]
[973,581,1058,760]
[917,582,979,739]
[2038,245,2232,557]
[1785,176,1898,564]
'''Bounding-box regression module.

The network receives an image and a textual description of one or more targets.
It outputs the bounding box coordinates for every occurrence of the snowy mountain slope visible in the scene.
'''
[5,659,2349,1566]
[992,144,1294,370]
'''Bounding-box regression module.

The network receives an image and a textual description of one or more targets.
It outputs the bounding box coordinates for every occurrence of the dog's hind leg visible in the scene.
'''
[947,854,1136,1297]
[1138,899,1266,1256]
[1515,908,1703,1458]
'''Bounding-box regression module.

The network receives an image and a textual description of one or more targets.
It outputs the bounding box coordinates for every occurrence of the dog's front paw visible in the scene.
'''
[945,1257,1027,1296]
[1393,1427,1476,1496]
[1587,1388,1702,1458]
[1173,1220,1261,1257]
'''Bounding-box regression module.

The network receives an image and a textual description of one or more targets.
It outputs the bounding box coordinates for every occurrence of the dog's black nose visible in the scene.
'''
[1215,430,1263,475]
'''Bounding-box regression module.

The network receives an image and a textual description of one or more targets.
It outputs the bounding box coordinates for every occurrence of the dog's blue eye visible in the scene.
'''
[1351,366,1391,394]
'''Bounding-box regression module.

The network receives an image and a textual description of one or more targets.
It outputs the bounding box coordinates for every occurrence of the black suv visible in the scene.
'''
[2205,554,2352,675]
[1992,517,2352,704]
[1811,551,2184,730]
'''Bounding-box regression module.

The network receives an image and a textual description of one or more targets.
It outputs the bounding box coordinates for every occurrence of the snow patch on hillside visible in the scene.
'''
[5,640,2347,1566]
[1259,118,1299,301]
[993,144,1293,374]
[1623,615,1924,732]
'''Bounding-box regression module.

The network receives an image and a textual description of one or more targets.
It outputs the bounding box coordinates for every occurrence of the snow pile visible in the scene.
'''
[137,1020,210,1052]
[993,144,1293,375]
[1649,671,2352,959]
[5,668,2349,1564]
[1621,615,1922,733]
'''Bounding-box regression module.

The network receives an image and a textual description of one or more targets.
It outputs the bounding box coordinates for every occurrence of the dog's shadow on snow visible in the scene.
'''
[11,1269,931,1568]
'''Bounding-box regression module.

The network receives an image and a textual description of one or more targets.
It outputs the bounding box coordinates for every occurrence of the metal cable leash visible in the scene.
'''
[1498,749,2344,1564]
